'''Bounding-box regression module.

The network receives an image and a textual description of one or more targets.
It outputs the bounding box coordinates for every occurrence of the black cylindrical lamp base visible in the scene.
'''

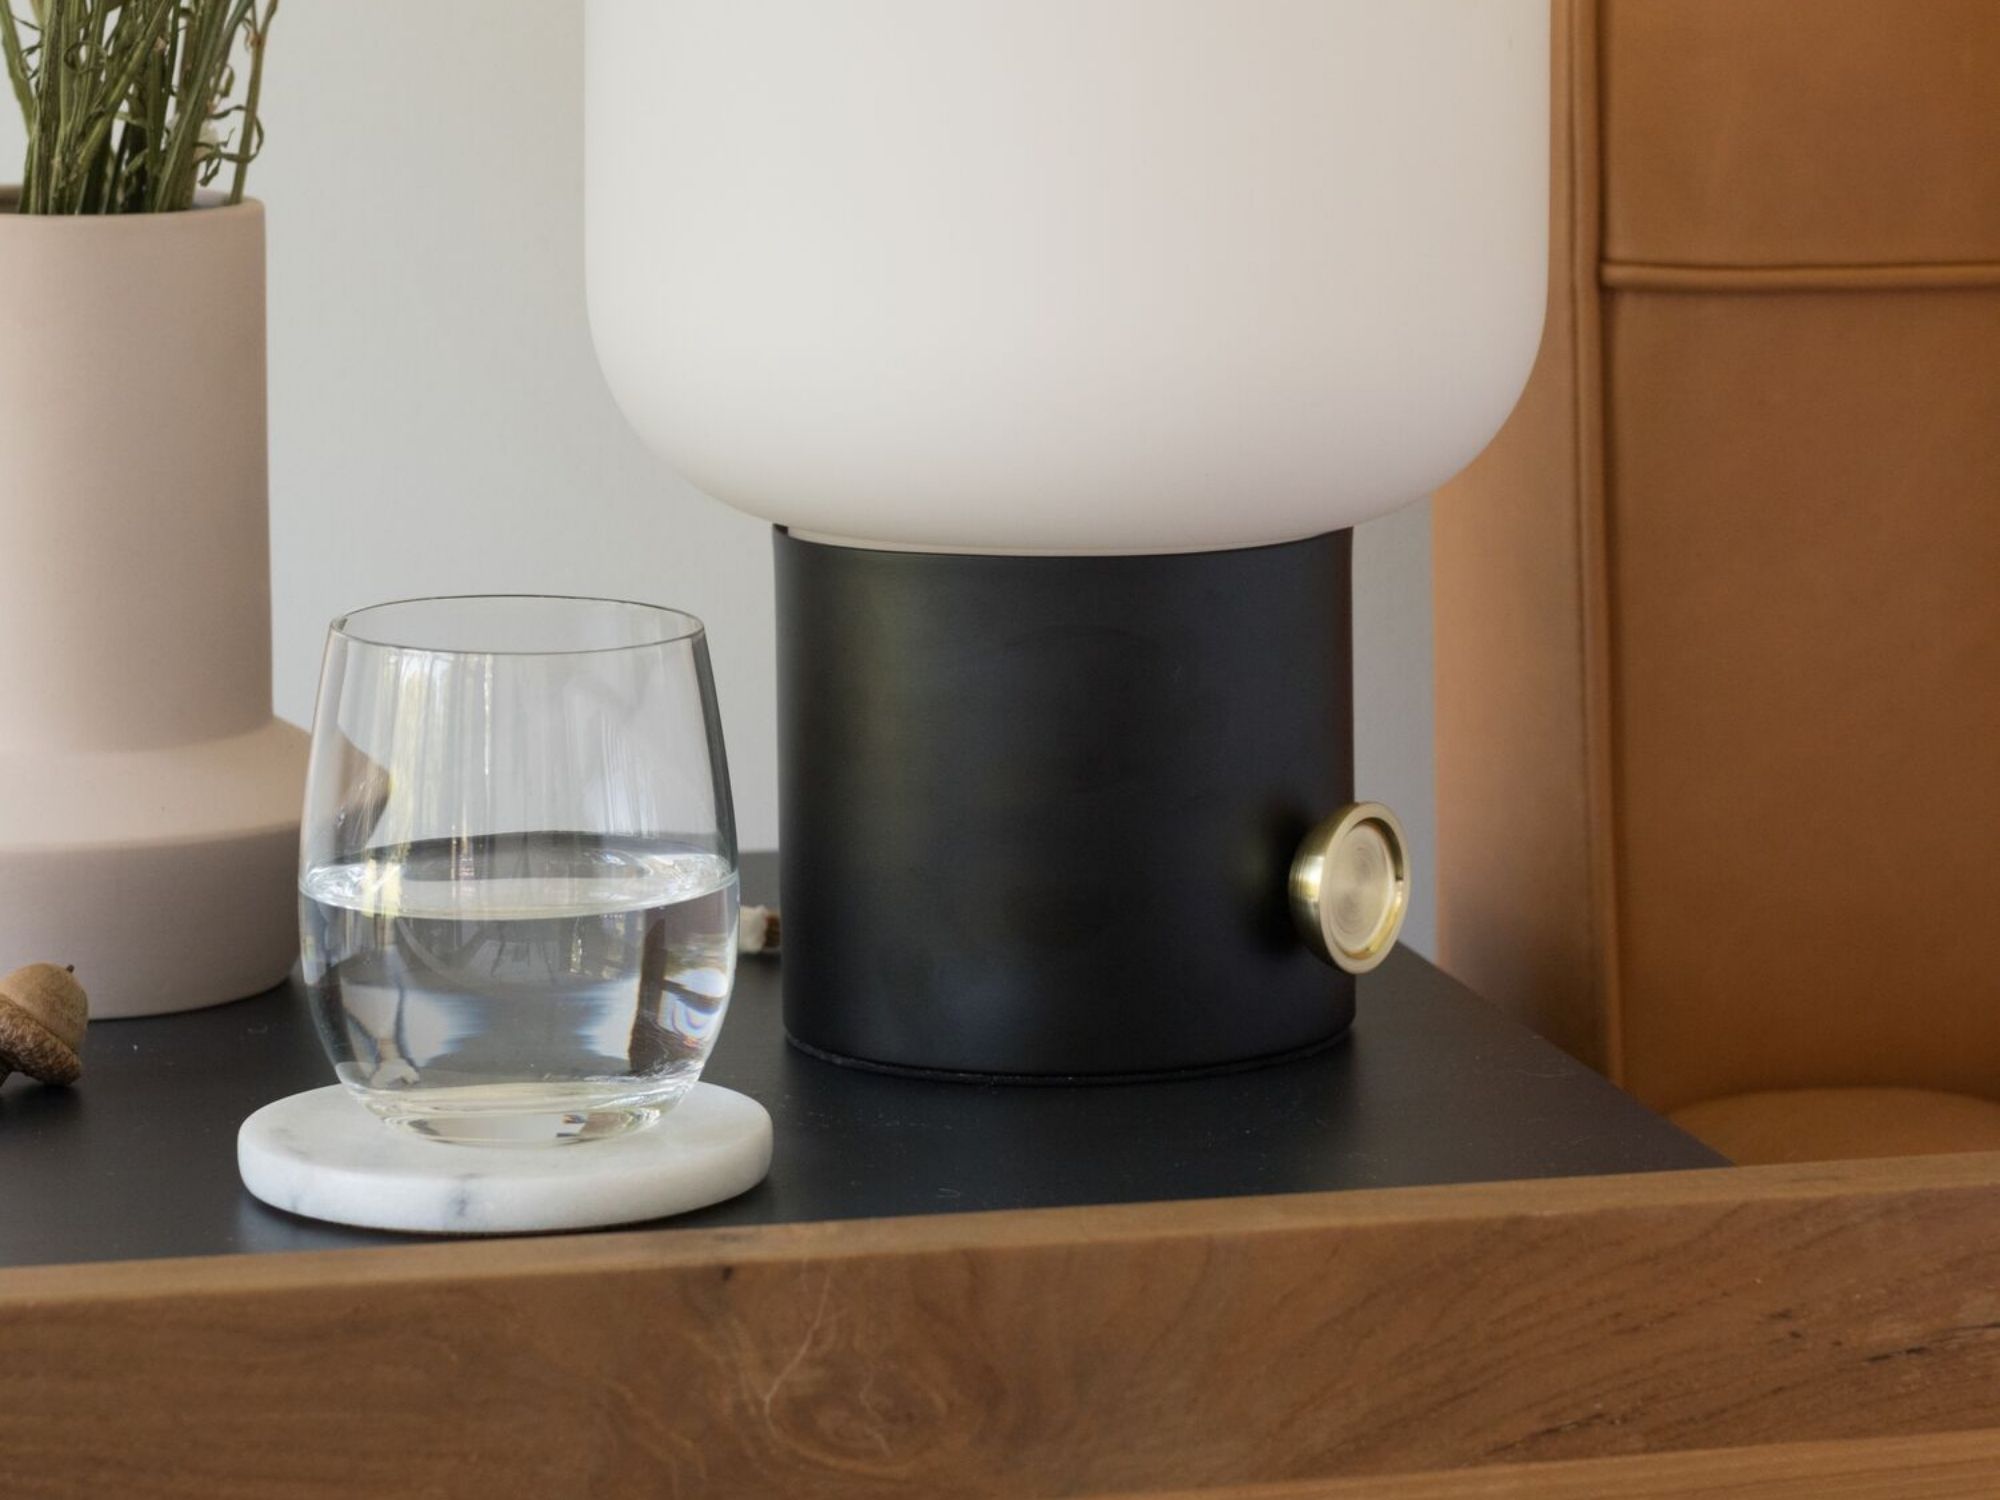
[775,527,1356,1080]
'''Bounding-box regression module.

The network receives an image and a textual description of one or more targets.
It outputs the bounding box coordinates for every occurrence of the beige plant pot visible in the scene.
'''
[0,192,307,1018]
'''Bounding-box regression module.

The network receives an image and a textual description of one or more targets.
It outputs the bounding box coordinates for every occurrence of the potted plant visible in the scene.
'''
[0,2,306,1017]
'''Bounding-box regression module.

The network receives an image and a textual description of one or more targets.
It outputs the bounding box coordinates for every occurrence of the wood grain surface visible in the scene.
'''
[1113,1428,2000,1498]
[6,1153,2000,1498]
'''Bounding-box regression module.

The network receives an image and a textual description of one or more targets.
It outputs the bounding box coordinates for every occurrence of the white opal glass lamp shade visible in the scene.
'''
[586,0,1549,554]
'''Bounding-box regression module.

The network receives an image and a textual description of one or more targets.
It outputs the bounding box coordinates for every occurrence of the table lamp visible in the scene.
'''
[586,0,1549,1078]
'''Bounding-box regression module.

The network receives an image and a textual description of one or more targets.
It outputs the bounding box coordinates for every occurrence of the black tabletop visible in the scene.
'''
[0,854,1720,1268]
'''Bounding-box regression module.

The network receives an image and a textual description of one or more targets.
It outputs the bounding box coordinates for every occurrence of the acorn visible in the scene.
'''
[0,964,88,1087]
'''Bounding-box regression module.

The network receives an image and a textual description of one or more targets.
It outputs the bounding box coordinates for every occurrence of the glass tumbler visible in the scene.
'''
[298,596,738,1145]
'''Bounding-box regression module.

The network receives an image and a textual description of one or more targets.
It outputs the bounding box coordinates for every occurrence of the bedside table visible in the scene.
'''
[3,856,1996,1498]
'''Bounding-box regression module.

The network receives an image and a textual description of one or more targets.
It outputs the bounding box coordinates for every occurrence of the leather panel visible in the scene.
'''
[1603,0,2000,268]
[1606,287,2000,1112]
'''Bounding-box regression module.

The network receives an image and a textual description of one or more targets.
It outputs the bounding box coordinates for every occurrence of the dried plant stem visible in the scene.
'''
[4,0,279,214]
[0,7,31,126]
[225,0,270,204]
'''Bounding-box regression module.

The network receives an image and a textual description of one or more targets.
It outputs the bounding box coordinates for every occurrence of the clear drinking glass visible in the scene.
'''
[298,596,738,1145]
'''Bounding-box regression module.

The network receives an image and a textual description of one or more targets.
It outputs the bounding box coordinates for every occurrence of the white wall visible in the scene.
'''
[0,2,1437,955]
[1353,502,1437,957]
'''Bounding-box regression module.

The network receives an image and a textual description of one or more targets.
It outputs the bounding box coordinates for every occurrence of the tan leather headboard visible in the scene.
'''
[1432,0,2000,1114]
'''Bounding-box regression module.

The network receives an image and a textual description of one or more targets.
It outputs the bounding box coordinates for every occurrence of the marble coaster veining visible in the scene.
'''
[238,1084,773,1234]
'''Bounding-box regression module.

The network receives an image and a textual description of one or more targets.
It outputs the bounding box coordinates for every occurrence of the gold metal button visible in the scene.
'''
[1289,802,1409,974]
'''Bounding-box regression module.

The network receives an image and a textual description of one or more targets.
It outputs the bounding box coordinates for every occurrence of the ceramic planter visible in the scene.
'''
[0,192,307,1018]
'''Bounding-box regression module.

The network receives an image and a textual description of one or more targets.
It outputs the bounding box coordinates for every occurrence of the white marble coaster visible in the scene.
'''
[238,1084,772,1235]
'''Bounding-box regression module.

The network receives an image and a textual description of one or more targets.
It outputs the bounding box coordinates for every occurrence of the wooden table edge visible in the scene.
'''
[6,1149,1987,1302]
[8,1150,2000,1497]
[1093,1426,2000,1498]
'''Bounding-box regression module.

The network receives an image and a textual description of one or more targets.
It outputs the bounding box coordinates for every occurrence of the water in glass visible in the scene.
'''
[302,833,737,1144]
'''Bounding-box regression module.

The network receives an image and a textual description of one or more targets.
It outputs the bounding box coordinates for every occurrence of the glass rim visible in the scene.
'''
[329,594,707,657]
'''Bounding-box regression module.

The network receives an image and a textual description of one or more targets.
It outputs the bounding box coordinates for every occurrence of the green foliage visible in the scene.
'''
[1,0,278,214]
